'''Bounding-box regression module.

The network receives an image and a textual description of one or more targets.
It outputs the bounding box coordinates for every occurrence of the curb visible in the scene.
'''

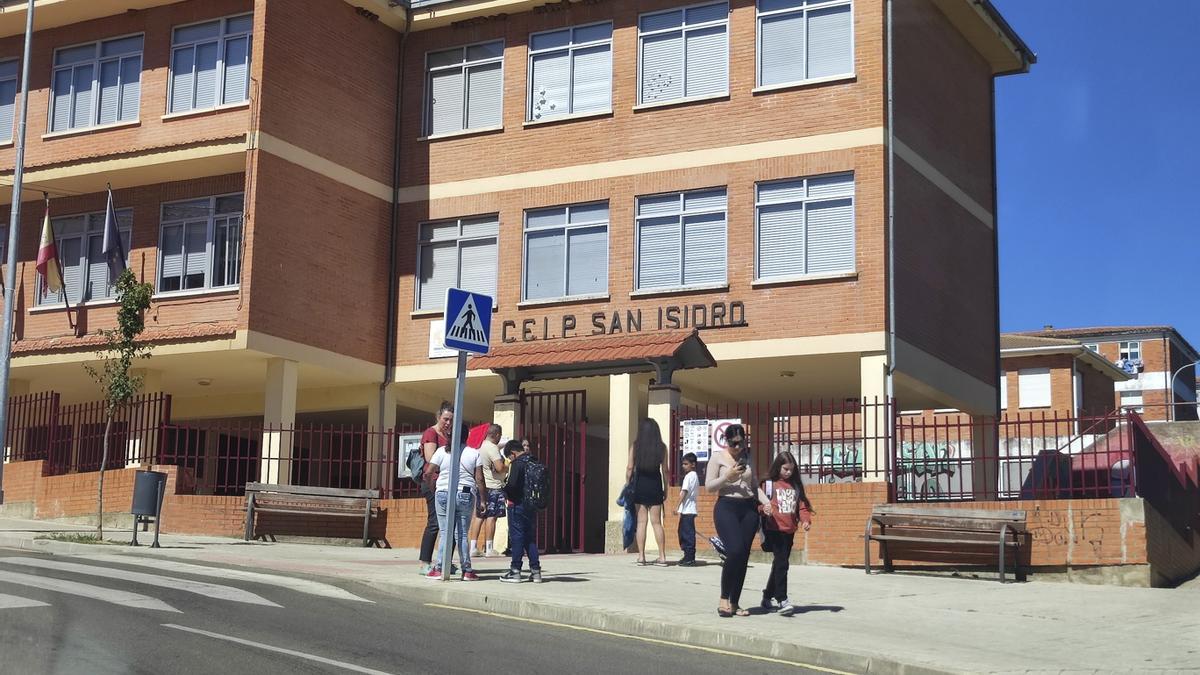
[1,534,954,675]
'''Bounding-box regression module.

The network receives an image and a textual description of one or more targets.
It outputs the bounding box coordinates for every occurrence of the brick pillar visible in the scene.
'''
[260,358,298,485]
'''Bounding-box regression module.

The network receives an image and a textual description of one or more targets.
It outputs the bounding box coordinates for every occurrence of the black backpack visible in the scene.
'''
[522,458,551,510]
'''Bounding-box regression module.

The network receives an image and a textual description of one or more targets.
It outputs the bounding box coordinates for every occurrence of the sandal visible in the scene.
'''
[653,559,668,567]
[733,607,750,617]
[635,558,648,566]
[717,607,734,618]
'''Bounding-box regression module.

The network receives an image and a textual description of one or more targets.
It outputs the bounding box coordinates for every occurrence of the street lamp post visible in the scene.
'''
[1167,360,1200,422]
[0,0,36,506]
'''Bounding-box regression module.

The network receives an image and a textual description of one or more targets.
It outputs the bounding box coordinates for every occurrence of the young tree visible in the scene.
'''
[84,269,153,539]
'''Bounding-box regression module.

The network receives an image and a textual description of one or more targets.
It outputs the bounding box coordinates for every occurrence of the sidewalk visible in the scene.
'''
[1,517,1197,674]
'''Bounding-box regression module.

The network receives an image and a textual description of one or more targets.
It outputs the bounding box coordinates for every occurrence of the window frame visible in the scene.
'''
[522,201,610,301]
[36,208,133,306]
[423,39,506,137]
[1119,341,1141,362]
[754,172,856,282]
[526,22,614,122]
[755,0,855,90]
[414,215,500,312]
[1119,389,1144,414]
[0,58,17,143]
[167,13,253,115]
[47,32,144,133]
[633,187,728,292]
[156,192,245,295]
[636,1,730,106]
[1017,367,1052,409]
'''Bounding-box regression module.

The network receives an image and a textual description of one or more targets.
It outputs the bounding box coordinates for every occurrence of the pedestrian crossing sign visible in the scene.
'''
[443,288,493,354]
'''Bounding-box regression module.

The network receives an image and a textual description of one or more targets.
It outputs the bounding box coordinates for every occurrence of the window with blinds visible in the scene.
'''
[528,23,612,122]
[426,41,504,136]
[757,0,854,88]
[169,14,252,114]
[635,188,727,290]
[157,193,244,294]
[755,173,854,281]
[0,60,16,143]
[524,202,609,300]
[37,209,132,306]
[49,35,142,133]
[999,371,1008,410]
[416,216,499,311]
[1017,368,1051,408]
[638,2,729,105]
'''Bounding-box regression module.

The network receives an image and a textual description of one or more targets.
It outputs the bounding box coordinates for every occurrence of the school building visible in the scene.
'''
[7,0,1194,586]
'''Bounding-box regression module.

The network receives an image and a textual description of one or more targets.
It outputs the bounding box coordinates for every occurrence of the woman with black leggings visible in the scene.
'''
[705,424,769,617]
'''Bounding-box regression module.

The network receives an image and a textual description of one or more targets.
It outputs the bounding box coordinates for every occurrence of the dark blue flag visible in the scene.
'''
[102,186,126,280]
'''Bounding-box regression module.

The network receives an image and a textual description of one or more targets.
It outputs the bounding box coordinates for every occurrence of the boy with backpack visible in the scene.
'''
[500,439,549,583]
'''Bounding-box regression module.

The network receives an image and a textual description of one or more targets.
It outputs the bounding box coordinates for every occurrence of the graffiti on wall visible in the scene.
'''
[896,441,972,500]
[792,443,862,484]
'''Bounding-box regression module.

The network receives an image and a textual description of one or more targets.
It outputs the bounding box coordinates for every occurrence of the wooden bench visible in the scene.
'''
[244,483,380,547]
[864,505,1027,583]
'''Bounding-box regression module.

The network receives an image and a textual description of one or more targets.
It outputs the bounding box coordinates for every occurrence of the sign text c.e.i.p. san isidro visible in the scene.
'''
[499,300,747,344]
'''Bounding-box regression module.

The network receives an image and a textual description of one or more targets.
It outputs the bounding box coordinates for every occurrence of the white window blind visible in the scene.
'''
[426,41,504,135]
[0,60,16,143]
[169,14,252,114]
[37,210,132,305]
[636,189,727,290]
[999,371,1007,410]
[157,194,244,293]
[757,0,853,87]
[524,202,609,300]
[1017,368,1051,409]
[755,173,854,280]
[638,2,728,104]
[1120,390,1143,413]
[416,216,499,310]
[49,35,142,132]
[528,23,612,121]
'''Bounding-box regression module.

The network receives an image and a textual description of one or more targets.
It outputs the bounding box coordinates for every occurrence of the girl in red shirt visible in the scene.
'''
[759,450,812,616]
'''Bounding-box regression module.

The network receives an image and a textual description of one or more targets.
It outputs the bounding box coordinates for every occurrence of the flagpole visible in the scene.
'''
[0,0,38,505]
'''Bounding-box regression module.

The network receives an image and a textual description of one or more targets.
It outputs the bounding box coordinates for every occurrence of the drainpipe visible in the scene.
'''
[379,12,412,429]
[990,80,1001,420]
[884,0,896,409]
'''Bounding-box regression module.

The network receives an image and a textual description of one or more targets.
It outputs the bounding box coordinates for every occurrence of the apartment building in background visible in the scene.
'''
[0,0,1032,551]
[1015,326,1199,422]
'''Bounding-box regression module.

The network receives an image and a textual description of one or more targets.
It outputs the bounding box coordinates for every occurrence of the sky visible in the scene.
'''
[991,0,1199,344]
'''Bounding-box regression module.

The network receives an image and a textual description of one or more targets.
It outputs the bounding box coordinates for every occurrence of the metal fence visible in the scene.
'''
[157,422,424,499]
[671,398,895,486]
[895,409,1134,502]
[2,391,60,463]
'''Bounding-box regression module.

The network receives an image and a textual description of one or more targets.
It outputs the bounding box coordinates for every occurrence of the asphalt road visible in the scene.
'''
[0,548,825,675]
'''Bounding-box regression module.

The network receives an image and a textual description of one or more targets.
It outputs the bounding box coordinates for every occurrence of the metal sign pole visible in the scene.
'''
[439,350,468,580]
[0,0,37,505]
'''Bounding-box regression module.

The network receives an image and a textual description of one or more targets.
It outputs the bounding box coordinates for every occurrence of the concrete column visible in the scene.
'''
[642,383,680,555]
[970,414,1000,500]
[4,379,29,463]
[860,353,890,482]
[605,373,638,553]
[365,385,397,492]
[126,369,164,467]
[490,393,522,555]
[260,358,298,484]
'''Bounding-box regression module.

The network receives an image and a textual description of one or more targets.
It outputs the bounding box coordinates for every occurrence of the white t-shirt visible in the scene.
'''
[431,446,481,492]
[679,470,699,515]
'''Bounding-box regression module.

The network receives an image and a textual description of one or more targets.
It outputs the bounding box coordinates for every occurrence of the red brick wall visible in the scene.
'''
[9,174,248,347]
[255,0,399,184]
[0,0,253,175]
[1002,354,1074,415]
[1079,362,1117,417]
[245,152,391,365]
[398,0,885,186]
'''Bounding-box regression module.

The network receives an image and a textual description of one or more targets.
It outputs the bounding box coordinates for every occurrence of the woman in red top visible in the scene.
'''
[759,450,812,616]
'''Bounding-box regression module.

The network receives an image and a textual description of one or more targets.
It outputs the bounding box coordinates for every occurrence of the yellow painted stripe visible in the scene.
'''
[892,137,994,228]
[423,602,854,673]
[403,127,885,203]
[253,131,394,202]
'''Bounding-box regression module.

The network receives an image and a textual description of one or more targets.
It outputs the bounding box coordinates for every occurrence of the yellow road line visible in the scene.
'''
[423,602,854,674]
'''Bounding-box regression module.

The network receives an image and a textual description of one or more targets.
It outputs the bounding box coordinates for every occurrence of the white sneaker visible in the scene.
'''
[778,600,796,617]
[418,563,432,576]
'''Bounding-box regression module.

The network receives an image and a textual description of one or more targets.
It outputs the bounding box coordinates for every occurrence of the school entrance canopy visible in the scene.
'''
[468,329,716,388]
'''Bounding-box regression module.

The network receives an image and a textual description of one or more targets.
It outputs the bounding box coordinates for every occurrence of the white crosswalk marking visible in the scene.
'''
[0,592,49,610]
[0,558,281,607]
[79,554,372,603]
[0,570,180,613]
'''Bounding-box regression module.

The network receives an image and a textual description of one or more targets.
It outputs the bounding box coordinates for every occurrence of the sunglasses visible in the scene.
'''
[728,438,743,446]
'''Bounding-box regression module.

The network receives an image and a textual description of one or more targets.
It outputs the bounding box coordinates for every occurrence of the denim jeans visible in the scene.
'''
[508,502,540,572]
[434,488,475,572]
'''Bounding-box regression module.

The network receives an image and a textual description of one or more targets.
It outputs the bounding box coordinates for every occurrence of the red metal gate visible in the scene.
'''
[519,390,587,553]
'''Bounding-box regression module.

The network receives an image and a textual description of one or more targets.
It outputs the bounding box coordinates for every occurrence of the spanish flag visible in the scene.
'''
[35,196,63,299]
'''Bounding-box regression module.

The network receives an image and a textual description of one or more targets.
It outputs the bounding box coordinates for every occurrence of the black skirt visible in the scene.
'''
[631,468,665,506]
